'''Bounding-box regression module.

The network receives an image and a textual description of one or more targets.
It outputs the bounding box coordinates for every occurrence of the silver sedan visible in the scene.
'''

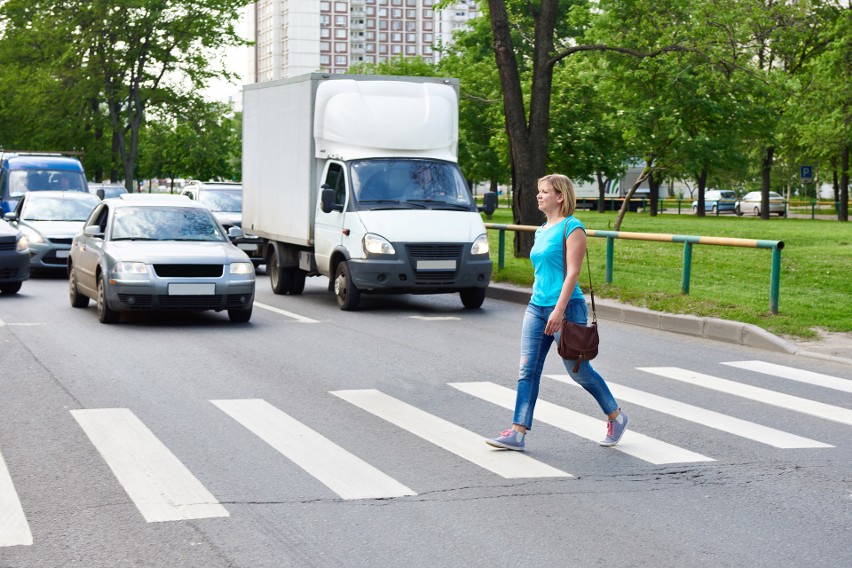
[68,195,255,323]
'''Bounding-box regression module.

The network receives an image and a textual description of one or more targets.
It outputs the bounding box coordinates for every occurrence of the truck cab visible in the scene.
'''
[0,153,88,215]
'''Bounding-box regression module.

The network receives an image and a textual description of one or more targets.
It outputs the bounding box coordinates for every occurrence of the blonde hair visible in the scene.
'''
[539,174,576,217]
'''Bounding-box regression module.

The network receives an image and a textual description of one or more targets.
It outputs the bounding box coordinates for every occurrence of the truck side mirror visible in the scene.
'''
[320,185,342,213]
[479,191,497,218]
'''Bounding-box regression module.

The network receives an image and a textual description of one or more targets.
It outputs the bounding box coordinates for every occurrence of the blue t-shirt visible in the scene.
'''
[529,216,586,306]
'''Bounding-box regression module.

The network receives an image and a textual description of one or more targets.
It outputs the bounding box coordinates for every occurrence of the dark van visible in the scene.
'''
[0,153,88,215]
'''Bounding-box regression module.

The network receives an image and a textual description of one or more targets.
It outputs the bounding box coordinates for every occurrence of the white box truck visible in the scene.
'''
[242,73,496,310]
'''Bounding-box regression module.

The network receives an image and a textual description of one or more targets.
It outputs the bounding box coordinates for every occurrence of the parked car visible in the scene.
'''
[0,218,29,294]
[88,182,128,200]
[1,153,88,215]
[180,181,264,266]
[4,191,100,271]
[68,194,255,323]
[735,191,787,217]
[691,190,738,214]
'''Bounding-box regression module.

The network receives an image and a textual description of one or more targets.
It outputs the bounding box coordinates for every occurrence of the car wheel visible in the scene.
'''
[753,206,760,216]
[735,205,743,216]
[69,267,89,308]
[692,205,698,214]
[459,287,486,309]
[711,204,718,215]
[97,274,119,324]
[0,282,22,295]
[228,306,252,323]
[334,260,360,311]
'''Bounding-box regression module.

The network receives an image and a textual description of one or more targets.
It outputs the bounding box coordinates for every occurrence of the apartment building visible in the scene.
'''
[249,0,478,82]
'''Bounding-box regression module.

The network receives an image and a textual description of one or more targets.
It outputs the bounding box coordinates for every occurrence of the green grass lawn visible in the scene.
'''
[482,206,852,340]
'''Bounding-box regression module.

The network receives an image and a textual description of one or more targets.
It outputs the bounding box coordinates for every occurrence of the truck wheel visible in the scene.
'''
[269,252,287,295]
[288,269,306,295]
[334,261,360,311]
[69,267,89,308]
[97,275,119,324]
[459,287,486,309]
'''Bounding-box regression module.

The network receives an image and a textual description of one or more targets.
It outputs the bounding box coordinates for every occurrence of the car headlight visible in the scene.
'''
[110,262,149,281]
[21,226,44,244]
[16,236,28,252]
[471,233,490,255]
[363,233,395,255]
[229,262,254,275]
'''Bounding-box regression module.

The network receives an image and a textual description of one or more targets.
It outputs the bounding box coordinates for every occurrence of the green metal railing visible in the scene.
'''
[484,223,785,314]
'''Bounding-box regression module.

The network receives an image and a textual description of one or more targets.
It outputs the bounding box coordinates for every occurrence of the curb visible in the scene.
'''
[486,283,852,367]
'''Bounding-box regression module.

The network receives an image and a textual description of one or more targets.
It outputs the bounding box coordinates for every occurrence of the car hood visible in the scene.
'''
[23,220,85,237]
[106,241,249,264]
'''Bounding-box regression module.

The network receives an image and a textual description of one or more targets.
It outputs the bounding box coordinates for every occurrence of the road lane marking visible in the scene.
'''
[254,302,320,323]
[451,382,713,465]
[0,449,32,547]
[722,361,852,394]
[71,408,229,523]
[212,399,414,500]
[547,375,832,449]
[331,389,571,479]
[639,367,852,427]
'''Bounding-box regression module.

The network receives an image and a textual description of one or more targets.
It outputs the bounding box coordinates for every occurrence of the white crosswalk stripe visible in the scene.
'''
[722,361,852,394]
[0,448,32,547]
[71,408,229,523]
[546,375,832,449]
[211,399,416,500]
[639,367,852,427]
[451,382,713,464]
[331,389,571,478]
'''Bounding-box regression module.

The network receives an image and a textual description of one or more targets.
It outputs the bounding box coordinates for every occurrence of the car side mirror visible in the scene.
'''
[228,226,245,241]
[478,191,497,218]
[4,211,17,222]
[320,185,342,213]
[96,189,105,200]
[83,225,104,237]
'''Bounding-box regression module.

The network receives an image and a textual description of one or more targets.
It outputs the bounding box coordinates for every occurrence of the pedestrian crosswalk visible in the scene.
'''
[1,359,849,546]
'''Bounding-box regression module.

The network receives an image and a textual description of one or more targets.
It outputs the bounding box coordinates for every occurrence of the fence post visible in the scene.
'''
[605,237,614,283]
[770,245,782,314]
[682,242,693,294]
[498,228,506,271]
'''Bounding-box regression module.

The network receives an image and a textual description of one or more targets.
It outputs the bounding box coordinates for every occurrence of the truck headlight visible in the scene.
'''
[363,233,395,255]
[471,233,489,255]
[229,262,254,275]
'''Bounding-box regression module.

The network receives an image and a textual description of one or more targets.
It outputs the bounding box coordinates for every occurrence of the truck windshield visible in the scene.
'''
[9,169,87,196]
[349,159,475,211]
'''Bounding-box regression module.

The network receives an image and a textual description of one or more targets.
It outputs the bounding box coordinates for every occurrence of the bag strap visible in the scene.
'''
[562,220,596,323]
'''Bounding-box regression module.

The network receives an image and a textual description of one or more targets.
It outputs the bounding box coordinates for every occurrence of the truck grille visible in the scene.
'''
[153,264,223,277]
[407,244,463,285]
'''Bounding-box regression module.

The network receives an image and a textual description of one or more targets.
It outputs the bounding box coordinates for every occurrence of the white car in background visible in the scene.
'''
[735,191,787,217]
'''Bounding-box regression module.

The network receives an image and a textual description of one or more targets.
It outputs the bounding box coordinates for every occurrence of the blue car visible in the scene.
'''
[692,190,738,215]
[1,153,89,215]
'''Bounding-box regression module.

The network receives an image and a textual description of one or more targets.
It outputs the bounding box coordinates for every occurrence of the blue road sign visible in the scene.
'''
[800,165,813,180]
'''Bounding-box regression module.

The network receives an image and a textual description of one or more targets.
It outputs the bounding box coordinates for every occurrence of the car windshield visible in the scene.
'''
[349,159,475,211]
[22,196,99,221]
[111,206,226,242]
[197,189,242,212]
[9,170,87,196]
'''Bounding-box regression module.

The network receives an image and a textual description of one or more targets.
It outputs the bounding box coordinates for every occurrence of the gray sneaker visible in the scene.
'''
[486,428,526,451]
[600,410,629,446]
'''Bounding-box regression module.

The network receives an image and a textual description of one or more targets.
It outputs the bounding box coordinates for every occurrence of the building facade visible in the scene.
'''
[249,0,478,82]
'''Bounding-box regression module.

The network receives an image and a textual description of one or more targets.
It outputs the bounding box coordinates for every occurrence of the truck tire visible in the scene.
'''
[334,261,360,311]
[269,250,306,295]
[459,287,486,309]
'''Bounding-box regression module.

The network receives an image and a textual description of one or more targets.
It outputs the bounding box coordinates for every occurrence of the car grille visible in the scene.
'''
[47,237,73,245]
[153,264,224,277]
[0,241,16,251]
[117,294,251,310]
[407,244,463,285]
[0,267,25,278]
[40,253,67,265]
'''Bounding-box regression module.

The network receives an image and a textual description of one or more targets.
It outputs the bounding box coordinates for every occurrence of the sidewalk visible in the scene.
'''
[486,282,852,367]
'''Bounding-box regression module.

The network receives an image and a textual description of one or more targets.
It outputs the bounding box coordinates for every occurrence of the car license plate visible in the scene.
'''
[56,250,70,259]
[168,283,215,295]
[416,260,456,270]
[237,243,258,252]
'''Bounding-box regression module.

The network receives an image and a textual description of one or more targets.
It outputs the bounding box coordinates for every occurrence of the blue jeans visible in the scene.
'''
[513,299,618,430]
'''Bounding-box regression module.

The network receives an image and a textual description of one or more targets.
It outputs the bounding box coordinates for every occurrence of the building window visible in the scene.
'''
[320,55,330,65]
[335,29,347,38]
[335,15,346,25]
[335,55,347,65]
[320,41,330,51]
[391,32,401,42]
[392,45,401,54]
[334,42,347,52]
[406,45,415,55]
[334,2,347,12]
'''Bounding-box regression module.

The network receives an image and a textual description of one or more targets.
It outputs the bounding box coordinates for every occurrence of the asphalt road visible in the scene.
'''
[1,273,850,567]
